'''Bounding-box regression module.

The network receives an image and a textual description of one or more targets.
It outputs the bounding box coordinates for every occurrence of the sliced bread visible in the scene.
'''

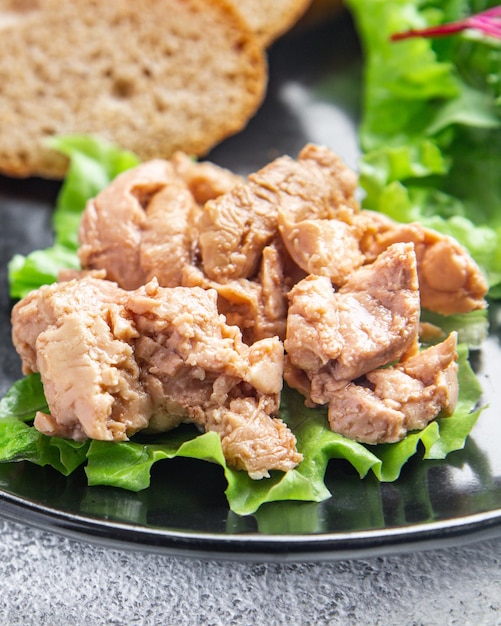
[231,0,313,46]
[0,0,267,178]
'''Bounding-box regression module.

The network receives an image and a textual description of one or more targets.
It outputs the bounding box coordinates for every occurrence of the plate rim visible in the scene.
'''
[1,485,501,561]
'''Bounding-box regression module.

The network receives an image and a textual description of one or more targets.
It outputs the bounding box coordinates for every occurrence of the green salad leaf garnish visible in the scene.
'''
[346,0,501,295]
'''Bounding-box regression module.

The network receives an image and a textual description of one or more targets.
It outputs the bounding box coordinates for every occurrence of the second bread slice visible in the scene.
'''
[0,0,267,178]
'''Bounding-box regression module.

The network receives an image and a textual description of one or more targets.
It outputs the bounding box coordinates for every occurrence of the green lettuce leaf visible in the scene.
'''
[0,375,89,475]
[420,308,489,348]
[0,374,49,422]
[346,0,501,293]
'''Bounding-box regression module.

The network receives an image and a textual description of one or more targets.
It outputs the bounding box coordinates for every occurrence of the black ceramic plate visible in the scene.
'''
[1,12,501,562]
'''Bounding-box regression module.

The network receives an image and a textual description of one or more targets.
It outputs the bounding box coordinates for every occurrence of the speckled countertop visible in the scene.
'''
[0,519,499,625]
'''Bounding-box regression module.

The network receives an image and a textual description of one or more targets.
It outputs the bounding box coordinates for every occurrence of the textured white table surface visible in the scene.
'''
[1,518,500,625]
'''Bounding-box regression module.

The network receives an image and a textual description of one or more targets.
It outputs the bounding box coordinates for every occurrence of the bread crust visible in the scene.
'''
[230,0,313,46]
[0,0,267,178]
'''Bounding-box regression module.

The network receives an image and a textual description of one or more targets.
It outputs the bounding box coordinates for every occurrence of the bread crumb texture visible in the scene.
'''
[0,0,267,178]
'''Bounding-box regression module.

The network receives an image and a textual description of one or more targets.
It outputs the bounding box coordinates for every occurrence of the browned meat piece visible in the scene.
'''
[285,274,343,375]
[298,143,359,213]
[202,398,301,478]
[336,241,420,375]
[327,385,407,443]
[127,280,301,477]
[198,167,285,282]
[78,155,241,290]
[78,160,167,290]
[359,211,488,315]
[284,243,420,405]
[198,143,359,282]
[277,214,365,287]
[327,333,458,443]
[273,147,363,287]
[127,281,285,402]
[11,276,302,477]
[258,243,291,340]
[138,182,200,288]
[183,240,291,343]
[57,268,107,283]
[11,277,150,441]
[169,151,243,205]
